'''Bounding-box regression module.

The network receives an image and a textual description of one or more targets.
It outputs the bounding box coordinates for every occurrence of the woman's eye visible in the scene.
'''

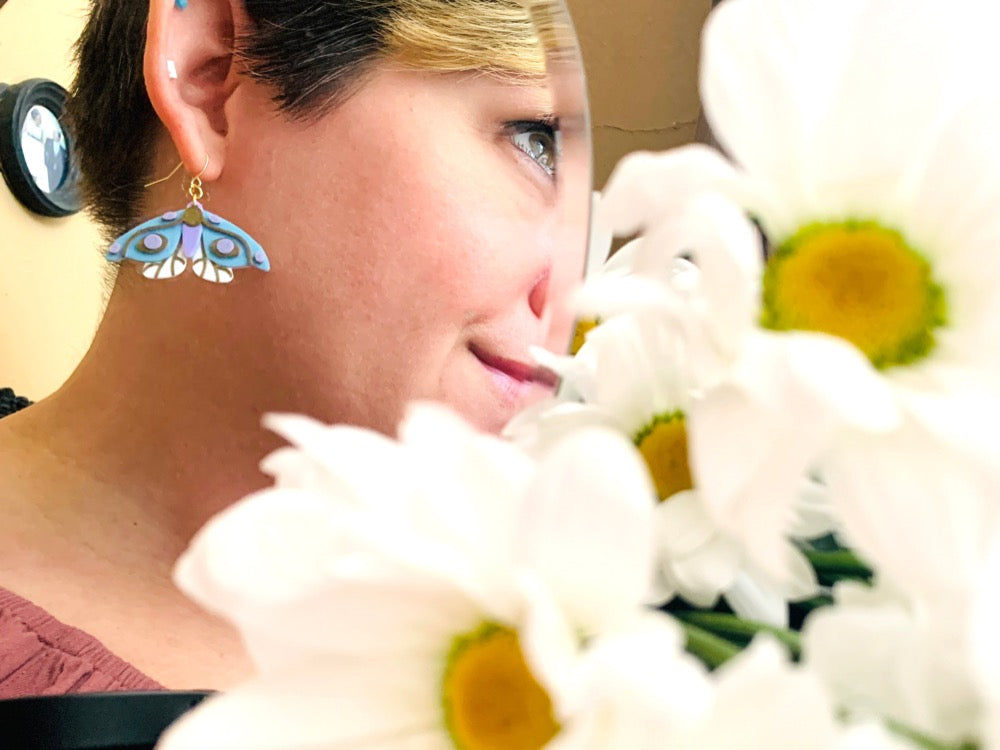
[508,120,558,178]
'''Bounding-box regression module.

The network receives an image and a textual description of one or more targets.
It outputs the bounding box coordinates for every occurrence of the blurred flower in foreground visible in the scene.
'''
[157,403,702,750]
[671,637,907,750]
[804,581,984,748]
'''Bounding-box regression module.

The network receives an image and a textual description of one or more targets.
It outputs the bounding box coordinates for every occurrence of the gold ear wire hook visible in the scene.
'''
[192,154,210,181]
[144,155,209,188]
[143,161,184,189]
[188,155,210,202]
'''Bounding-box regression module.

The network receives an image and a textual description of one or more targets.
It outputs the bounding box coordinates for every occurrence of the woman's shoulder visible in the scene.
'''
[0,586,162,698]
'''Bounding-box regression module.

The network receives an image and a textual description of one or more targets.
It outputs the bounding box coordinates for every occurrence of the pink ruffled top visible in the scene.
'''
[0,586,162,698]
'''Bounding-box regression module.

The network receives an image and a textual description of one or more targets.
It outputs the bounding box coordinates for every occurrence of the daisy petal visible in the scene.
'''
[655,491,716,558]
[504,400,620,457]
[262,414,408,507]
[666,535,740,609]
[687,336,831,582]
[235,576,483,673]
[516,574,581,720]
[701,0,864,233]
[723,572,788,628]
[597,145,741,236]
[174,490,485,671]
[519,427,656,635]
[803,0,971,217]
[156,655,445,750]
[174,489,368,615]
[572,274,684,319]
[683,636,839,749]
[781,332,900,433]
[586,190,613,278]
[823,422,998,597]
[547,613,710,750]
[652,193,763,359]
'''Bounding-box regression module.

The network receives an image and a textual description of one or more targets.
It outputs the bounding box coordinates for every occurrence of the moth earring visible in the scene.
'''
[105,158,271,284]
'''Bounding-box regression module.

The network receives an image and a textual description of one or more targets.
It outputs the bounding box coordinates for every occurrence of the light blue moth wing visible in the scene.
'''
[199,211,270,272]
[106,211,186,266]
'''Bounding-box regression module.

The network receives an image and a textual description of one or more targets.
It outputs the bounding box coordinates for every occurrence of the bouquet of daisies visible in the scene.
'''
[157,0,1000,748]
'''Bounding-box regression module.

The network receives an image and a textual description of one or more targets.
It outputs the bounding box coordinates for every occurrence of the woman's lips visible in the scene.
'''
[468,343,559,396]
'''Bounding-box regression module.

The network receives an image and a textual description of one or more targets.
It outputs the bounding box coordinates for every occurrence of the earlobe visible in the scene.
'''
[144,0,239,181]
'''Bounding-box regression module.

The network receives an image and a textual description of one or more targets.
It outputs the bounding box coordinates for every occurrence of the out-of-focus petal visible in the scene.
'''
[157,655,446,750]
[598,145,742,237]
[519,427,657,636]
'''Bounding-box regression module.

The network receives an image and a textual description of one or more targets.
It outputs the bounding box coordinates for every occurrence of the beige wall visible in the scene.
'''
[0,0,709,399]
[0,0,106,399]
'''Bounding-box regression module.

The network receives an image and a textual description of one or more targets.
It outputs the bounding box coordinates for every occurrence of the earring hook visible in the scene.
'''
[143,161,183,189]
[144,155,211,206]
[188,155,210,202]
[193,154,210,181]
[144,155,210,189]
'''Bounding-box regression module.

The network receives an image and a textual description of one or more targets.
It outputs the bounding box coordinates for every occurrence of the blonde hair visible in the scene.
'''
[383,0,574,79]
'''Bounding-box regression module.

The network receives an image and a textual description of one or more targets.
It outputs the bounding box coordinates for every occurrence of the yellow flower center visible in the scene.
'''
[442,623,560,750]
[761,221,947,369]
[634,411,693,502]
[570,317,600,355]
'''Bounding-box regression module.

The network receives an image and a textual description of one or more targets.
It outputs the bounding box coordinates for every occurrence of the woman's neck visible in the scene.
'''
[4,275,293,557]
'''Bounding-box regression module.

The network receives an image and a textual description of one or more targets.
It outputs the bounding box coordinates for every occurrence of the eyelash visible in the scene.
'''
[506,119,559,179]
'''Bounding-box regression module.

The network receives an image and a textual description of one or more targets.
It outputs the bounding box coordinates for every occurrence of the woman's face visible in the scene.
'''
[215,65,589,434]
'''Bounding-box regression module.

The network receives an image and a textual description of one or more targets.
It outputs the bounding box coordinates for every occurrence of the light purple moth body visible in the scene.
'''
[179,203,210,259]
[181,223,202,259]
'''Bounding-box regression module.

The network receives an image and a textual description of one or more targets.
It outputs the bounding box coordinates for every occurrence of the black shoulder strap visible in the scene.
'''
[0,388,31,418]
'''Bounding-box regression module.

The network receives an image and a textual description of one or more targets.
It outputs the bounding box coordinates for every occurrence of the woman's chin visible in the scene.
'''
[465,381,556,435]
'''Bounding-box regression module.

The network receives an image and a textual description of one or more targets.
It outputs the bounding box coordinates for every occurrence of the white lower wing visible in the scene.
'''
[192,246,235,284]
[142,253,188,280]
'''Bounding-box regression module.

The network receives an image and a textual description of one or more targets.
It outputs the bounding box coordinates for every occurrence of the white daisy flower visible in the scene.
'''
[585,0,1000,599]
[673,636,907,750]
[543,612,715,750]
[970,538,1000,750]
[803,581,984,747]
[820,418,1000,599]
[507,311,820,626]
[699,0,1000,452]
[565,147,738,359]
[157,403,688,750]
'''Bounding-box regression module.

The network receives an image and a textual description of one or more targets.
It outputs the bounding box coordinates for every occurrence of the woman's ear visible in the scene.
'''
[144,0,244,180]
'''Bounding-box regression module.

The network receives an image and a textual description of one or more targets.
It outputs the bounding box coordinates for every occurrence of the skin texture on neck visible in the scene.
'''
[0,156,283,684]
[0,250,268,687]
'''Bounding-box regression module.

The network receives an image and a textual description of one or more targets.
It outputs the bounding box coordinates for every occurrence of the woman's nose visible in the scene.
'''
[528,268,551,319]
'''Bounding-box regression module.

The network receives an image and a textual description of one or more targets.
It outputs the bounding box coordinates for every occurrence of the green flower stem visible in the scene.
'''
[678,619,742,669]
[884,718,978,750]
[673,610,802,658]
[791,594,835,611]
[802,548,874,579]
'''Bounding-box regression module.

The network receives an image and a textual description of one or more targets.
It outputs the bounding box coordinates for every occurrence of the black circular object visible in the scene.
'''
[0,78,82,217]
[0,691,213,750]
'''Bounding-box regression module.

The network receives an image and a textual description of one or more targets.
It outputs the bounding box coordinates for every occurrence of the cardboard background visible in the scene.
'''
[569,0,711,187]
